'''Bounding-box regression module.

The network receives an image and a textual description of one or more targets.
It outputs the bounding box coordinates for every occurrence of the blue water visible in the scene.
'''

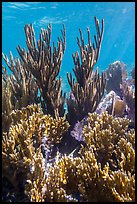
[2,2,135,93]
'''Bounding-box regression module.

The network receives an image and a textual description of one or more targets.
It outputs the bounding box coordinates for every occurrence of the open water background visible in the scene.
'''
[2,2,135,93]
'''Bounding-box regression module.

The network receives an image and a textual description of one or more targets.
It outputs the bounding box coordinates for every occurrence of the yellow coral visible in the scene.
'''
[44,144,135,202]
[2,104,69,197]
[25,148,47,202]
[82,111,132,166]
[30,111,134,202]
[114,137,135,174]
[107,170,135,202]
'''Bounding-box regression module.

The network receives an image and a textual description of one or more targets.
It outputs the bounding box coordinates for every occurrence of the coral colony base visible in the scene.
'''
[2,17,135,202]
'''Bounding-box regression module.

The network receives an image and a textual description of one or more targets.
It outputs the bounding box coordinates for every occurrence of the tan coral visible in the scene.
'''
[114,137,135,174]
[2,107,135,202]
[25,148,47,202]
[67,17,106,125]
[82,111,134,166]
[16,24,66,117]
[43,117,135,202]
[106,170,135,202]
[44,144,135,202]
[2,104,69,197]
[2,53,39,110]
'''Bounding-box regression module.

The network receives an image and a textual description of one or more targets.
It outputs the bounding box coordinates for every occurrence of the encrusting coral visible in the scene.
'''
[2,16,135,202]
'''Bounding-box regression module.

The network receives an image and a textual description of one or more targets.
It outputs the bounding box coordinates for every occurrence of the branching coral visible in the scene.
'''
[39,145,135,202]
[2,53,39,132]
[114,137,135,174]
[2,16,135,202]
[82,111,135,170]
[42,150,104,202]
[2,52,39,108]
[16,24,66,117]
[2,68,13,132]
[37,112,134,202]
[24,148,47,202]
[67,17,106,125]
[106,170,135,202]
[2,104,69,201]
[10,103,42,125]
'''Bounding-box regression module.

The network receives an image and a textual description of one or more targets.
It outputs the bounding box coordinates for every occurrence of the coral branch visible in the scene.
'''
[2,53,39,132]
[17,24,66,117]
[67,17,106,125]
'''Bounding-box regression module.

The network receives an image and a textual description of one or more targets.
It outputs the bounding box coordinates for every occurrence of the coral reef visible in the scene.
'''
[67,16,106,125]
[2,16,135,202]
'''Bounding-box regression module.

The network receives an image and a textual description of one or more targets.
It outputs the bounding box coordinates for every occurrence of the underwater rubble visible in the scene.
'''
[2,16,135,202]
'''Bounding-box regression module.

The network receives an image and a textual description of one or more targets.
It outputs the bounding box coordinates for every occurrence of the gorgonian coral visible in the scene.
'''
[17,24,66,117]
[2,54,39,133]
[67,17,106,125]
